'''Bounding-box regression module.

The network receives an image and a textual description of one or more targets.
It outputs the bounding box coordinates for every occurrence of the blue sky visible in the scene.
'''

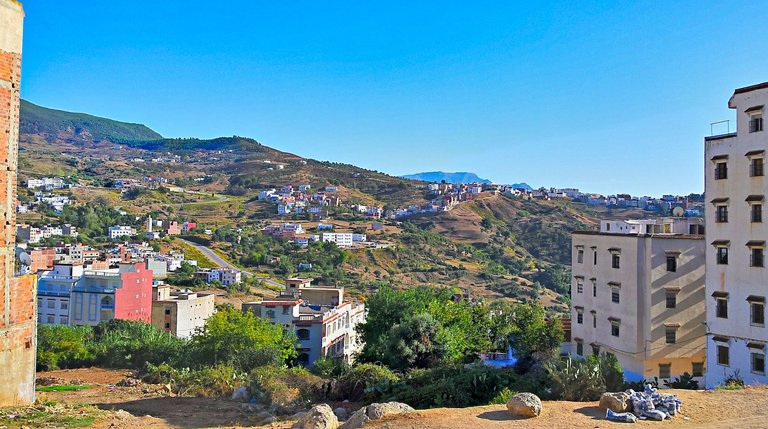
[19,1,768,196]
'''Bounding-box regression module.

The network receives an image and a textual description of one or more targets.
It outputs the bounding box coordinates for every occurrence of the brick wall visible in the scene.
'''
[0,0,33,407]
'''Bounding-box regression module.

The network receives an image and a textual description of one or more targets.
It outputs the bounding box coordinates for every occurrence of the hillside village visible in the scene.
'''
[5,2,768,429]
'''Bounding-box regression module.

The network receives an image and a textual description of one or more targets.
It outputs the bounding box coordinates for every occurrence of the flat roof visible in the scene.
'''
[572,231,704,240]
[734,82,768,95]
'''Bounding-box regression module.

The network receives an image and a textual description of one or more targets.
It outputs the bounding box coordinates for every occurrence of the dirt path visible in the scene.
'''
[32,368,768,429]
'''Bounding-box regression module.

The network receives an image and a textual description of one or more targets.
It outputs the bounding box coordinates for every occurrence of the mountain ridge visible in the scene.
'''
[401,171,491,184]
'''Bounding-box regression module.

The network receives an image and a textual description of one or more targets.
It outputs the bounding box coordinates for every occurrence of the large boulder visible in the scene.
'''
[293,404,339,429]
[599,392,631,413]
[339,402,414,429]
[506,392,542,418]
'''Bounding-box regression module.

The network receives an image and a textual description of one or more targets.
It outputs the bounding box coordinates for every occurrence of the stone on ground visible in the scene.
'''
[506,392,542,418]
[599,391,631,413]
[339,402,414,429]
[293,404,339,429]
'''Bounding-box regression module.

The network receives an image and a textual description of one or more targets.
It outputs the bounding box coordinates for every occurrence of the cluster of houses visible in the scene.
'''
[259,184,340,218]
[114,176,170,190]
[16,224,78,244]
[569,82,768,389]
[17,191,73,214]
[25,177,70,190]
[262,222,368,248]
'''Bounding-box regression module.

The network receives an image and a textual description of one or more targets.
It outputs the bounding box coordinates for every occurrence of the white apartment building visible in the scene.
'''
[321,232,353,247]
[151,285,215,339]
[108,225,137,239]
[704,82,768,387]
[571,218,706,383]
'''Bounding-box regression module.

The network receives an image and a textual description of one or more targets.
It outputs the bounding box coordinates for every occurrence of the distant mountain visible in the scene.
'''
[401,171,491,184]
[511,183,533,190]
[20,99,163,143]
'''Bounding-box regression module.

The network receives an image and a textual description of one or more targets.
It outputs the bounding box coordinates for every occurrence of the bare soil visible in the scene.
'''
[32,368,768,429]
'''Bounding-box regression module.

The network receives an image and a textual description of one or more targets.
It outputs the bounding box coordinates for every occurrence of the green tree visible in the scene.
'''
[508,303,564,361]
[384,312,445,370]
[187,306,296,369]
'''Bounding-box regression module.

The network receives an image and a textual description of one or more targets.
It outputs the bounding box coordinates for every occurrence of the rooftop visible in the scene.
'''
[734,81,768,95]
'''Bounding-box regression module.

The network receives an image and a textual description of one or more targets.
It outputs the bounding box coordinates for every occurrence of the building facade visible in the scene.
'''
[0,0,35,406]
[704,82,768,387]
[151,285,215,338]
[570,218,706,383]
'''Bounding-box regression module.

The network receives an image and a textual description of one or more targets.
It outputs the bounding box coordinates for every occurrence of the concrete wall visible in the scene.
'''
[0,0,33,407]
[705,84,768,388]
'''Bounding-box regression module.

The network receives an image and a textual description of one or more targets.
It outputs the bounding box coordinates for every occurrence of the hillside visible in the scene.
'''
[402,171,491,184]
[20,100,162,143]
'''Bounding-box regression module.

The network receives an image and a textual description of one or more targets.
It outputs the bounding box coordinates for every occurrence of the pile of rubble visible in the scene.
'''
[600,385,683,423]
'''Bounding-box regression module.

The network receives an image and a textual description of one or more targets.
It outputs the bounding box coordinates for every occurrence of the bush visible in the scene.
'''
[489,387,516,404]
[139,362,247,397]
[91,319,186,368]
[336,363,399,401]
[546,355,623,401]
[311,357,349,378]
[665,372,699,390]
[249,366,322,413]
[37,325,95,370]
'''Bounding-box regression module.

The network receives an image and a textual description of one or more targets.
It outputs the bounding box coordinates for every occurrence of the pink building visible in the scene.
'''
[69,263,153,325]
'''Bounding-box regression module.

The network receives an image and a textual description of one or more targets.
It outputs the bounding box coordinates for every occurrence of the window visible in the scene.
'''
[593,250,597,265]
[611,324,620,337]
[577,312,583,324]
[751,301,765,326]
[297,329,310,340]
[60,316,68,325]
[751,247,764,267]
[666,292,677,309]
[692,362,704,377]
[577,249,584,263]
[47,300,55,309]
[47,316,54,324]
[577,282,583,294]
[164,322,170,329]
[750,114,764,133]
[164,308,171,315]
[659,363,671,379]
[611,289,620,303]
[665,327,677,344]
[592,313,597,328]
[752,353,766,374]
[611,254,620,269]
[666,256,677,272]
[717,345,729,366]
[752,158,765,177]
[715,162,728,180]
[592,282,597,297]
[266,309,275,319]
[716,298,728,319]
[282,306,290,315]
[60,301,68,310]
[717,247,729,264]
[576,341,583,356]
[716,205,728,223]
[753,204,763,223]
[591,344,601,355]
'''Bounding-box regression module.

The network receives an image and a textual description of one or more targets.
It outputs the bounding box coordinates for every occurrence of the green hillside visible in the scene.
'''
[20,100,163,142]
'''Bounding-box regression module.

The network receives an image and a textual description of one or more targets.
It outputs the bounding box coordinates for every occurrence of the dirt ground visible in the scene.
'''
[29,368,768,429]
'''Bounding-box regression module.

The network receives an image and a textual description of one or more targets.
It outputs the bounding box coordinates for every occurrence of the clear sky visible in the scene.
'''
[19,1,768,196]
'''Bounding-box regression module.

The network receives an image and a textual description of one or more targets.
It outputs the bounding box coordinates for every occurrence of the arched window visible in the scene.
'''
[297,329,310,340]
[101,296,113,306]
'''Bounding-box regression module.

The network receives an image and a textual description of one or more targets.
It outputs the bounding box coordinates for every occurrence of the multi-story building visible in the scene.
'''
[0,0,36,406]
[320,232,354,247]
[570,218,706,383]
[193,268,242,286]
[704,82,768,387]
[108,225,137,239]
[151,285,215,338]
[243,278,365,367]
[37,262,153,326]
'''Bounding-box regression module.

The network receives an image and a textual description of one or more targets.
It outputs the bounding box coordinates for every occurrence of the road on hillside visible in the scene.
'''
[178,238,284,289]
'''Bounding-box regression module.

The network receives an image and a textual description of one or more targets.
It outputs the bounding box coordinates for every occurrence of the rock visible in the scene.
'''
[261,415,276,424]
[255,411,275,421]
[36,376,65,386]
[231,386,249,401]
[116,378,140,387]
[339,402,414,429]
[292,404,339,429]
[599,392,631,413]
[333,407,349,421]
[506,392,542,418]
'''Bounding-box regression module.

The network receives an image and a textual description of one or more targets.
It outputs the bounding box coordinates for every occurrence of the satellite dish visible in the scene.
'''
[672,207,685,217]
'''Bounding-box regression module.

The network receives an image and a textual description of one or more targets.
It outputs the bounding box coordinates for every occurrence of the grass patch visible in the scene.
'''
[174,240,217,269]
[36,384,93,392]
[0,401,103,428]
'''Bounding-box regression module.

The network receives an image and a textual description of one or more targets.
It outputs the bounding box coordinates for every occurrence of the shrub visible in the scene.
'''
[547,356,608,401]
[37,325,95,370]
[489,387,516,404]
[311,357,349,378]
[665,372,699,390]
[249,366,322,413]
[91,319,186,368]
[336,363,399,401]
[139,362,247,397]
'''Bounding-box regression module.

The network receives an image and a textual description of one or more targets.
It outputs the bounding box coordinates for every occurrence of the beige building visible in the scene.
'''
[570,218,706,383]
[704,82,768,387]
[151,285,215,339]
